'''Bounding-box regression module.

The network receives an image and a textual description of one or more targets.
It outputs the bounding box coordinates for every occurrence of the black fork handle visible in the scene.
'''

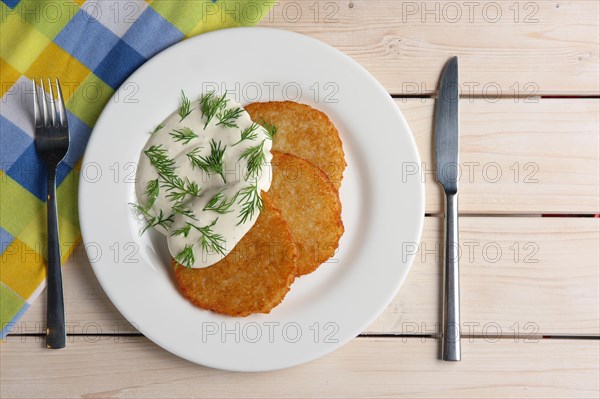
[46,168,66,349]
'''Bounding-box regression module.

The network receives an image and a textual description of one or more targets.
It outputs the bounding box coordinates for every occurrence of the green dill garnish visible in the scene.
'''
[130,202,151,221]
[236,181,263,225]
[172,219,226,260]
[161,176,200,202]
[203,189,237,214]
[233,123,259,146]
[131,201,173,234]
[172,201,197,220]
[194,218,226,256]
[144,179,159,209]
[170,127,197,144]
[150,123,165,134]
[171,223,192,238]
[140,209,174,234]
[174,244,195,268]
[144,145,176,177]
[186,140,227,183]
[216,107,243,128]
[130,202,148,216]
[261,119,277,140]
[144,145,200,202]
[239,140,266,178]
[200,92,228,129]
[129,179,166,234]
[178,90,194,121]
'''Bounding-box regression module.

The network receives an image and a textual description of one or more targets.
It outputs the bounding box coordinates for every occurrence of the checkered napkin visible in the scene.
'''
[0,0,272,338]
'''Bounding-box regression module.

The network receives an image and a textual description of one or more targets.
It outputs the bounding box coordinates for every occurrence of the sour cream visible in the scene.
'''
[135,92,272,268]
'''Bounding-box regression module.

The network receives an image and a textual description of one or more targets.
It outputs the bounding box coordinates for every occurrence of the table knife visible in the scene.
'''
[435,56,461,361]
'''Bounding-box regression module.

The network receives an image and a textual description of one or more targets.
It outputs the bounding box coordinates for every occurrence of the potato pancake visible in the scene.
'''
[269,151,344,276]
[173,194,297,316]
[246,101,346,190]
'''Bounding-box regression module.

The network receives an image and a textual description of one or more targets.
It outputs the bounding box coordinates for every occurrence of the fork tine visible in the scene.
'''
[39,78,49,127]
[47,78,57,127]
[55,78,67,128]
[32,79,41,127]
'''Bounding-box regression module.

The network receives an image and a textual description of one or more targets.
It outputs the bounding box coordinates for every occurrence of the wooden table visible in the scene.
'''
[2,1,599,397]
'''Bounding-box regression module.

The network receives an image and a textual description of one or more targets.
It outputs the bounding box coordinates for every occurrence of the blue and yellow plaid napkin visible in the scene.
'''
[0,0,272,338]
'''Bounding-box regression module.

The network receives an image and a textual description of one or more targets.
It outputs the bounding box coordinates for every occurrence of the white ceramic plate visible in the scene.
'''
[79,27,424,371]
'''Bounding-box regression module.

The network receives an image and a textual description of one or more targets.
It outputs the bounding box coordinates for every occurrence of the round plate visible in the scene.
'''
[79,27,424,371]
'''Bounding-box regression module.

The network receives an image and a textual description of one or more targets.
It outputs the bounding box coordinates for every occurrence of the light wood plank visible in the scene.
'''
[14,217,599,336]
[259,1,600,95]
[399,98,600,214]
[11,245,137,336]
[366,216,600,335]
[1,337,598,398]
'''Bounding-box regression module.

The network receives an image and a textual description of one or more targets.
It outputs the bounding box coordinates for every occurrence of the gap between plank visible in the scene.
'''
[426,213,599,218]
[358,334,600,340]
[8,333,599,340]
[464,214,598,218]
[541,95,600,99]
[390,94,600,99]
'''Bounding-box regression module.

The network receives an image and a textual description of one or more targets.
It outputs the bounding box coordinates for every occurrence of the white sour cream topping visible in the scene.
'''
[135,92,272,268]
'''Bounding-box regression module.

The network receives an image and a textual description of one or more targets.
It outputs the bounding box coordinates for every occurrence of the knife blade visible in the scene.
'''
[435,56,459,194]
[434,56,461,362]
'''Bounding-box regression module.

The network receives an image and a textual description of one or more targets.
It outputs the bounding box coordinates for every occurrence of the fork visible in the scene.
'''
[33,78,69,349]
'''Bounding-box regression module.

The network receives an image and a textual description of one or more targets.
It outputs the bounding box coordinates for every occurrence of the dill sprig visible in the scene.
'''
[161,176,200,202]
[172,201,197,220]
[141,209,174,234]
[130,202,152,224]
[236,181,263,225]
[144,145,200,201]
[129,179,167,234]
[186,140,227,183]
[130,202,148,217]
[170,127,197,144]
[194,218,226,256]
[178,90,194,121]
[261,119,278,140]
[203,190,237,214]
[239,140,266,178]
[216,107,243,128]
[172,219,227,260]
[200,92,228,129]
[174,244,195,268]
[130,201,173,234]
[233,123,259,146]
[144,179,159,209]
[171,223,192,238]
[150,123,165,134]
[144,145,176,178]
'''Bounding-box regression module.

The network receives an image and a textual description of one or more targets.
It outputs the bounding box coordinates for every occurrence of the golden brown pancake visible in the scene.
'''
[246,101,346,190]
[269,152,344,276]
[173,194,297,316]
